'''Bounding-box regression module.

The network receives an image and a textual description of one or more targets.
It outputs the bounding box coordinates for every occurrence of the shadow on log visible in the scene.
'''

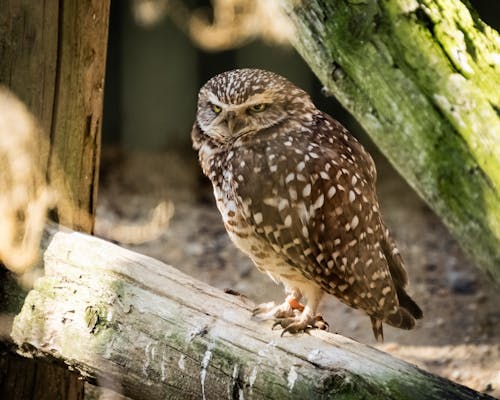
[2,224,494,399]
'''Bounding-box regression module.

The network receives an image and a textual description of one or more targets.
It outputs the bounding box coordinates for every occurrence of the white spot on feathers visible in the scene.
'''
[302,226,309,237]
[263,197,279,207]
[278,198,289,211]
[312,194,324,210]
[320,171,329,179]
[302,183,311,197]
[254,212,263,224]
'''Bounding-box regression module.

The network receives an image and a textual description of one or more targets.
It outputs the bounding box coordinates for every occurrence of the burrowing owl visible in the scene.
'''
[192,68,422,341]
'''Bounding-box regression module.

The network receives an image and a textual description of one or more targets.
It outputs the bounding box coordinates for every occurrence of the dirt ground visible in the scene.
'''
[95,147,500,398]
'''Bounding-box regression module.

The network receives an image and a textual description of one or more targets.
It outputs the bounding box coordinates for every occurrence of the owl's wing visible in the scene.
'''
[232,114,406,322]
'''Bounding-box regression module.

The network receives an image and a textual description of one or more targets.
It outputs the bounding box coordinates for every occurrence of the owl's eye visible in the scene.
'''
[248,104,267,113]
[210,103,222,114]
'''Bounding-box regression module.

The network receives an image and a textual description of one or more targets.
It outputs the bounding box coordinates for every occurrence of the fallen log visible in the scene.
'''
[1,224,494,399]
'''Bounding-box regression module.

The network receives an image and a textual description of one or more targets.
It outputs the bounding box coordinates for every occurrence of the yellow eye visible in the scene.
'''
[249,104,267,113]
[211,103,222,114]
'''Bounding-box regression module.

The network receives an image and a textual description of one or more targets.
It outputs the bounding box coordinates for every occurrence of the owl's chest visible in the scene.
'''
[212,169,306,284]
[211,166,258,253]
[207,155,270,260]
[205,144,312,283]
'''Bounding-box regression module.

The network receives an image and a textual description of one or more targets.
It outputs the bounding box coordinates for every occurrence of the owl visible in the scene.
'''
[192,68,422,341]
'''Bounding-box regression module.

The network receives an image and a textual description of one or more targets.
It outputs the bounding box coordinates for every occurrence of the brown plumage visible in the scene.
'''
[192,68,422,341]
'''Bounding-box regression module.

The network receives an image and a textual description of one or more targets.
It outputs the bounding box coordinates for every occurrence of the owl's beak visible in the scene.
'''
[225,110,246,136]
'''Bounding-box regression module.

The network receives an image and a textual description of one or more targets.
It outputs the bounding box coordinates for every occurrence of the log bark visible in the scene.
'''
[279,0,500,283]
[2,224,494,400]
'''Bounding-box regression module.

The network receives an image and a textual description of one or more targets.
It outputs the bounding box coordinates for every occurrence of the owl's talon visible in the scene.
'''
[252,301,295,320]
[276,314,329,336]
[281,324,306,337]
[313,315,329,331]
[272,317,295,330]
[272,319,288,330]
[252,301,276,316]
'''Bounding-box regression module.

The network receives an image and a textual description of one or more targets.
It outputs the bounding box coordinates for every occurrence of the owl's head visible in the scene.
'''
[194,69,315,147]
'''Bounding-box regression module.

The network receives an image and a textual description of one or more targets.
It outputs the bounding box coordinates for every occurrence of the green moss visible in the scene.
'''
[32,277,60,299]
[284,0,500,284]
[0,268,28,314]
[84,304,109,334]
[10,290,50,345]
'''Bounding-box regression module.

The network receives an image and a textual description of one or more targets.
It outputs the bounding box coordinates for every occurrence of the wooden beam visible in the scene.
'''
[0,0,109,233]
[47,0,109,232]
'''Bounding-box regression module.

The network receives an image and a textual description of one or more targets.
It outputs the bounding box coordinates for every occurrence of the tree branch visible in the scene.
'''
[279,0,500,284]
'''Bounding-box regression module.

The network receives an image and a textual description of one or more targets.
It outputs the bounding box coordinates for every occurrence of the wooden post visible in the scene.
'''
[279,0,500,283]
[0,0,109,232]
[0,0,110,398]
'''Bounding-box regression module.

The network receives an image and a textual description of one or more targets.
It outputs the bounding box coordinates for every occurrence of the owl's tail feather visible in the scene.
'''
[385,307,416,331]
[371,289,423,342]
[370,308,416,342]
[396,286,423,320]
[370,317,384,342]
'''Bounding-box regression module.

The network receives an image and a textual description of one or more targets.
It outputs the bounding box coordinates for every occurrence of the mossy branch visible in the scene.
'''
[280,0,500,283]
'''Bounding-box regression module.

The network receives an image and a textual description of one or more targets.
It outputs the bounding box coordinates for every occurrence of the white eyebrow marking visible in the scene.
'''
[208,92,273,111]
[245,92,274,104]
[207,92,225,107]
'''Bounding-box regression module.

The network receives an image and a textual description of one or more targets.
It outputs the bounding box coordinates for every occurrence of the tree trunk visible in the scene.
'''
[0,0,110,398]
[1,224,493,400]
[279,0,500,283]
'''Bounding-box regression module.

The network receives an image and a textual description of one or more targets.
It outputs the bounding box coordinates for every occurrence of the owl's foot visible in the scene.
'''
[252,301,295,319]
[273,313,329,336]
[252,296,305,320]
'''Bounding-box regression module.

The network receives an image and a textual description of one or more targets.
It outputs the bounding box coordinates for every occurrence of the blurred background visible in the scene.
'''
[93,0,500,397]
[101,0,499,152]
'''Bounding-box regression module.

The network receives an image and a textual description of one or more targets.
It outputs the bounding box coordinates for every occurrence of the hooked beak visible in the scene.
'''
[225,110,246,136]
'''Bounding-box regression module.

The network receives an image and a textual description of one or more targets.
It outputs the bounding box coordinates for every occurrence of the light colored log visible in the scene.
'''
[8,224,494,399]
